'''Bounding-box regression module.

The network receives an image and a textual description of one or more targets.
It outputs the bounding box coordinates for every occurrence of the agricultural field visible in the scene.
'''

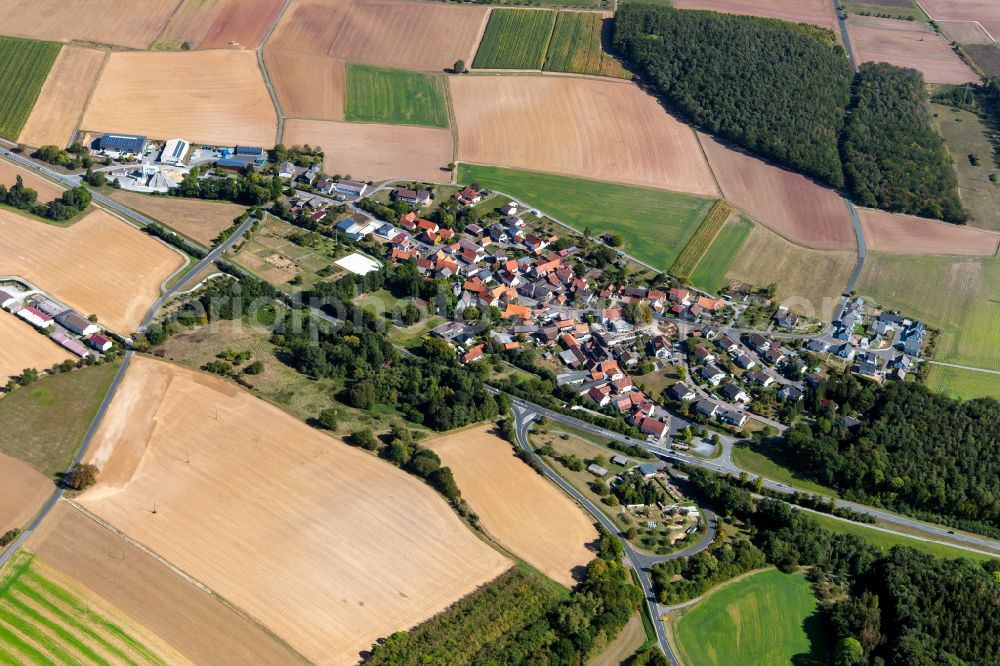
[918,0,1000,44]
[460,164,716,269]
[108,190,245,247]
[27,502,309,664]
[726,224,856,318]
[591,613,647,666]
[938,21,995,44]
[154,0,285,50]
[0,552,184,665]
[0,0,181,50]
[283,118,454,182]
[344,65,449,128]
[843,0,929,22]
[17,46,106,149]
[699,133,856,250]
[673,570,829,666]
[0,362,119,479]
[452,75,720,196]
[427,425,598,587]
[268,0,490,72]
[926,364,1000,401]
[81,50,277,148]
[473,9,557,70]
[857,252,1000,371]
[0,159,65,201]
[857,207,1000,255]
[231,213,347,291]
[0,36,61,140]
[670,201,733,279]
[263,50,345,121]
[930,103,1000,232]
[0,308,72,383]
[690,215,755,294]
[671,0,839,31]
[846,17,978,84]
[0,207,185,334]
[77,356,511,665]
[544,10,631,78]
[0,453,50,538]
[963,44,1000,77]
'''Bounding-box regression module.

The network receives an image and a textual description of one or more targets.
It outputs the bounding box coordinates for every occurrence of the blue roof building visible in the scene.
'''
[99,133,147,153]
[235,146,264,156]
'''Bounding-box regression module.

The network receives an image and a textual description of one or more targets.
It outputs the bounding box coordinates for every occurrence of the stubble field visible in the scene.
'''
[964,44,1000,77]
[0,159,65,200]
[268,0,490,72]
[0,36,61,140]
[264,50,346,121]
[283,118,454,182]
[155,0,285,50]
[108,190,245,246]
[0,453,50,537]
[918,0,1000,42]
[858,207,1000,255]
[0,0,181,49]
[671,0,839,31]
[427,426,598,587]
[78,357,511,665]
[938,20,995,44]
[0,208,184,334]
[452,75,720,196]
[17,46,105,149]
[846,17,978,84]
[699,133,856,250]
[81,50,277,147]
[0,309,72,383]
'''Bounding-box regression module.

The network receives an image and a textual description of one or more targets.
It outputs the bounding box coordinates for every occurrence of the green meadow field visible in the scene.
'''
[926,364,1000,401]
[460,163,716,269]
[344,64,449,128]
[473,9,557,69]
[670,201,732,280]
[0,37,60,139]
[690,215,754,294]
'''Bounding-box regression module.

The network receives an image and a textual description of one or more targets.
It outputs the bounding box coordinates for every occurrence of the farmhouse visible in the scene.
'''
[55,310,99,336]
[159,138,189,165]
[16,306,53,329]
[98,133,147,155]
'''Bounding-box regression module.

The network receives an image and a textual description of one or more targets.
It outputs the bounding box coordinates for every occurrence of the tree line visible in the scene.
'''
[0,175,91,221]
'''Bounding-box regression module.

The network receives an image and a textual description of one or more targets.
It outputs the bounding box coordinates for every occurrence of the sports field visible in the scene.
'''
[0,36,61,139]
[344,64,449,128]
[926,364,1000,401]
[473,9,557,69]
[670,201,733,279]
[690,215,754,294]
[17,46,106,149]
[857,253,1000,371]
[460,164,716,269]
[673,570,828,666]
[0,552,181,665]
[931,103,1000,232]
[544,11,630,78]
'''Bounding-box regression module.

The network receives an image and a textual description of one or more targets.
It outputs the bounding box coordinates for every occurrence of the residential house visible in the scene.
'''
[640,416,669,441]
[394,187,431,206]
[721,382,750,404]
[733,352,756,370]
[747,370,774,387]
[456,187,481,205]
[296,164,319,185]
[277,161,296,179]
[773,306,798,329]
[805,339,828,353]
[87,333,113,352]
[720,409,747,428]
[667,382,695,402]
[693,345,715,364]
[701,364,726,386]
[336,179,367,197]
[649,335,671,359]
[778,385,804,401]
[694,398,718,418]
[499,201,518,216]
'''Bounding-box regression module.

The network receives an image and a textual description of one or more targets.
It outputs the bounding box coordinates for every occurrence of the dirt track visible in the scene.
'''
[858,207,1000,256]
[17,46,106,149]
[847,17,978,85]
[427,426,598,587]
[79,357,511,665]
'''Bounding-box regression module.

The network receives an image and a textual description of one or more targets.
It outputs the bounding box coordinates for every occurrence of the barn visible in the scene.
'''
[160,138,189,165]
[98,133,147,154]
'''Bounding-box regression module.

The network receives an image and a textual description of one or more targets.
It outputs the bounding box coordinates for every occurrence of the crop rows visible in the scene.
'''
[670,201,733,279]
[344,64,449,128]
[0,36,60,139]
[472,9,557,70]
[544,11,630,79]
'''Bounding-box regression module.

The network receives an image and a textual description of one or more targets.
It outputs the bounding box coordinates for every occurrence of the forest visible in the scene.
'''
[842,63,966,222]
[613,4,853,187]
[772,375,1000,536]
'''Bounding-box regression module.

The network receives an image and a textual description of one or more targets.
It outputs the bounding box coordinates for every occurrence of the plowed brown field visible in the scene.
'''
[858,207,1000,255]
[157,0,285,50]
[938,20,995,45]
[427,426,597,587]
[264,50,345,120]
[672,0,838,31]
[0,208,184,334]
[78,357,511,666]
[108,190,244,246]
[699,133,856,250]
[451,75,720,196]
[919,0,1000,42]
[847,17,978,84]
[27,502,309,665]
[0,309,72,383]
[0,0,181,49]
[18,46,106,149]
[269,0,489,71]
[82,50,277,147]
[0,452,51,536]
[283,118,454,182]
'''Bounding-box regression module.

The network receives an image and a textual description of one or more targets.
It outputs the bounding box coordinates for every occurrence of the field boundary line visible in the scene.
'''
[149,0,188,50]
[692,129,725,199]
[468,6,493,67]
[257,0,294,144]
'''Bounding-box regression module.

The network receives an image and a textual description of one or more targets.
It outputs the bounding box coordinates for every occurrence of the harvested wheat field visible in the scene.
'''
[264,50,345,121]
[17,46,106,149]
[0,208,183,333]
[0,453,51,536]
[699,133,855,250]
[919,0,1000,42]
[82,50,277,147]
[847,17,978,84]
[269,0,489,72]
[672,0,838,31]
[728,224,856,318]
[858,208,1000,256]
[0,158,65,201]
[0,0,180,50]
[284,118,454,182]
[0,309,72,383]
[452,75,719,196]
[78,357,511,665]
[108,190,244,246]
[427,426,597,587]
[156,0,285,50]
[938,20,996,45]
[27,502,308,665]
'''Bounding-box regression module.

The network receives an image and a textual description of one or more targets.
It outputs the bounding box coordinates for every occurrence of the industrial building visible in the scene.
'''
[56,310,100,337]
[98,133,147,154]
[235,146,264,157]
[160,138,189,165]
